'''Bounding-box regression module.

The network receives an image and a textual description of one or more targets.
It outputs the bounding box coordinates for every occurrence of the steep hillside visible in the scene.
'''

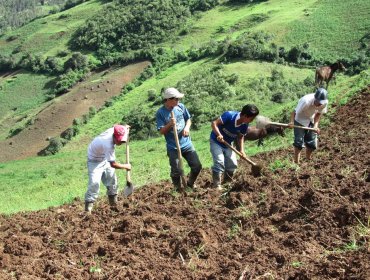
[0,0,369,216]
[0,61,150,162]
[0,86,368,279]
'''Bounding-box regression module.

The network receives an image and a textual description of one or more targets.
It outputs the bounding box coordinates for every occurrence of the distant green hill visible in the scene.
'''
[0,0,369,214]
[0,0,68,35]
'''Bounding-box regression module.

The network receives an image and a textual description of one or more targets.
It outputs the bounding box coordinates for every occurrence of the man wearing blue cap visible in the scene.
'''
[289,88,328,164]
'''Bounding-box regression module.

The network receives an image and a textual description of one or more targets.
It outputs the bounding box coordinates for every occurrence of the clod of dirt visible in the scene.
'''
[251,164,263,177]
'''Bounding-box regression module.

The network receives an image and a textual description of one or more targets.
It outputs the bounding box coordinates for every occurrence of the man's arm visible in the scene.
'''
[288,111,296,128]
[313,112,322,134]
[110,161,131,170]
[183,118,191,137]
[158,114,175,135]
[237,134,246,157]
[211,118,224,142]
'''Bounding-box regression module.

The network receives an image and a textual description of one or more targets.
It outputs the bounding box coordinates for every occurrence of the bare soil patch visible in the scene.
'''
[0,61,150,162]
[0,87,369,279]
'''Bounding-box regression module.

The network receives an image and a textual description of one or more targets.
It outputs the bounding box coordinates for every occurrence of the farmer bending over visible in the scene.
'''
[210,104,259,189]
[156,88,202,190]
[84,125,131,212]
[289,88,328,164]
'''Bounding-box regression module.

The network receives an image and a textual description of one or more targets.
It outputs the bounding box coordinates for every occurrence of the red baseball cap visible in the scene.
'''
[113,125,128,142]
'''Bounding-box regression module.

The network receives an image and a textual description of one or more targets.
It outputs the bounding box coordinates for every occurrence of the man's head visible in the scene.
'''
[162,88,184,108]
[113,124,128,145]
[314,88,328,106]
[240,104,259,123]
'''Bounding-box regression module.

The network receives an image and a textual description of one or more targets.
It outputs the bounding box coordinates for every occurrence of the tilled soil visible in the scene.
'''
[0,61,150,162]
[0,87,369,279]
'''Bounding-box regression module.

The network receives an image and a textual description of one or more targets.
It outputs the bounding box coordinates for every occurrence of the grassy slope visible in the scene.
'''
[167,0,317,49]
[0,0,105,140]
[0,0,369,214]
[0,72,54,139]
[168,0,370,61]
[0,0,103,58]
[282,0,370,59]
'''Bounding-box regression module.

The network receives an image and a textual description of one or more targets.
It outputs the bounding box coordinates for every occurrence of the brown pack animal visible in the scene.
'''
[235,125,285,151]
[315,61,346,89]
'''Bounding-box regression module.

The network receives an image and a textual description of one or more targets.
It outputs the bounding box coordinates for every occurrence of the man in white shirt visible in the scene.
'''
[85,124,131,212]
[289,88,328,164]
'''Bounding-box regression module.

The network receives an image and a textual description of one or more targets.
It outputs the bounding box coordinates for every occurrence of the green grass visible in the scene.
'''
[0,71,54,139]
[283,0,370,60]
[166,0,370,62]
[166,0,317,50]
[0,0,104,58]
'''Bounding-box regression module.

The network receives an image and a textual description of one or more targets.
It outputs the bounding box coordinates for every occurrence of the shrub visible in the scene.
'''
[64,52,89,71]
[147,89,157,101]
[61,127,76,140]
[73,118,81,126]
[42,137,67,155]
[123,112,157,140]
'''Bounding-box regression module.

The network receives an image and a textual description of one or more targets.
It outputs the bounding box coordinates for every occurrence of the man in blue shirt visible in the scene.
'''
[210,104,259,188]
[156,88,202,190]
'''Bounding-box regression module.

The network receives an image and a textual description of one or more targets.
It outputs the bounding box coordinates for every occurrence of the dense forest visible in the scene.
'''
[0,0,87,34]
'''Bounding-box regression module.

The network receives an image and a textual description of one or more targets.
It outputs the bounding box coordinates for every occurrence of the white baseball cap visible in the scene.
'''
[162,88,184,99]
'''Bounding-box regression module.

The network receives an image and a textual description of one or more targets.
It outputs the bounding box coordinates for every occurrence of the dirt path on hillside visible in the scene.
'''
[0,61,150,162]
[0,87,368,279]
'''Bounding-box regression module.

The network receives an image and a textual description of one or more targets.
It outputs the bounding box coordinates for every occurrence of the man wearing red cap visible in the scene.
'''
[84,124,131,212]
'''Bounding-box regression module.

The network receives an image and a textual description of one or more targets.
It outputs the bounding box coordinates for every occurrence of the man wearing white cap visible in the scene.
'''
[289,88,328,164]
[156,88,202,190]
[84,124,131,212]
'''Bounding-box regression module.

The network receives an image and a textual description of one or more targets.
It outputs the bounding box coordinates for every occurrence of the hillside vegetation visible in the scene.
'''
[0,0,369,214]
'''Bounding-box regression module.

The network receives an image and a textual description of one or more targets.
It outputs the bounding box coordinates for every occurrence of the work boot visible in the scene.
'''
[108,195,118,206]
[85,201,93,213]
[212,172,223,190]
[171,176,181,191]
[223,170,234,184]
[187,170,200,189]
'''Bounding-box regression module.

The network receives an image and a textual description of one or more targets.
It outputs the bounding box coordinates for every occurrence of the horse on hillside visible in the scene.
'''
[315,61,346,89]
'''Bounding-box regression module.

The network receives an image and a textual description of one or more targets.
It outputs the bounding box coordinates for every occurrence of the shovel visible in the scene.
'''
[256,115,318,132]
[222,140,263,177]
[171,111,187,192]
[123,136,134,197]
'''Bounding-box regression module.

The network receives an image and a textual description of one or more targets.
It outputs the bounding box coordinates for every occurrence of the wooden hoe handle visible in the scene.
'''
[170,111,187,190]
[222,141,257,166]
[126,138,131,182]
[269,122,318,132]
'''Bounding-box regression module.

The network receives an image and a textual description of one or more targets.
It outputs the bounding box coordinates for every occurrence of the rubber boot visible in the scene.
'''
[108,195,118,206]
[85,201,93,213]
[187,170,200,189]
[171,176,181,191]
[212,172,223,190]
[223,170,234,184]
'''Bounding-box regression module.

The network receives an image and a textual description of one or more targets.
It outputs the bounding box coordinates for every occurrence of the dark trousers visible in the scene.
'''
[167,145,202,185]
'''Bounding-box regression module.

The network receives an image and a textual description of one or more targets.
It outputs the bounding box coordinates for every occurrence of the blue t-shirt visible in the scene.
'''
[210,111,249,148]
[156,103,192,150]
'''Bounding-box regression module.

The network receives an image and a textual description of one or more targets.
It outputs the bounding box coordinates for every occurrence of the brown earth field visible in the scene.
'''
[0,61,150,162]
[0,87,369,279]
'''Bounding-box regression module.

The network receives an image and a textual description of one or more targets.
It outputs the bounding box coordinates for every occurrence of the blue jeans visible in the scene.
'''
[293,120,317,150]
[167,145,202,179]
[210,138,237,174]
[85,160,118,203]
